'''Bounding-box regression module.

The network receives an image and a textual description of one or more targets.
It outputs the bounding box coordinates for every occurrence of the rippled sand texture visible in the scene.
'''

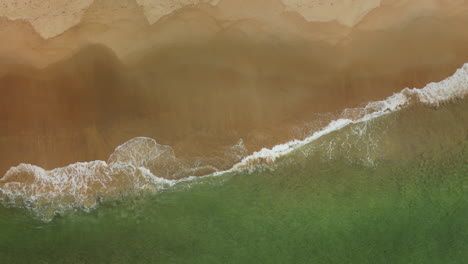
[1,0,468,174]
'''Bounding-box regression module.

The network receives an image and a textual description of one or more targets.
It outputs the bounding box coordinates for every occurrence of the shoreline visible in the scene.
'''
[1,62,467,220]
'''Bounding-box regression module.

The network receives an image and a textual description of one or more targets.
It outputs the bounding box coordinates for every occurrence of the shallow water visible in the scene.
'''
[1,97,466,263]
[2,2,468,263]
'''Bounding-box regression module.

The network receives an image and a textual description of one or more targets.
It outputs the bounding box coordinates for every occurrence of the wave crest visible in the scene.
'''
[228,63,468,170]
[1,63,468,220]
[0,138,187,220]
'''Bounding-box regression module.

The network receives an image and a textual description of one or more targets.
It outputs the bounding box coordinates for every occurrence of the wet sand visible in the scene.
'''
[1,0,468,174]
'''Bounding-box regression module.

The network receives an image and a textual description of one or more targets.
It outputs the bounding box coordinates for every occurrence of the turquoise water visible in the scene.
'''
[0,100,467,263]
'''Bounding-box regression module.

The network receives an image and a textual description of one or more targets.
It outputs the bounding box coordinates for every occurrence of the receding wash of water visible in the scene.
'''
[1,1,467,263]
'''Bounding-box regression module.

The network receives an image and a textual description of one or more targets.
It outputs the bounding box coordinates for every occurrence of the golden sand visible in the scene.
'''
[1,0,468,174]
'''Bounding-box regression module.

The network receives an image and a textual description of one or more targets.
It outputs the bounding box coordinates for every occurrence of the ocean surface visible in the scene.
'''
[0,63,467,263]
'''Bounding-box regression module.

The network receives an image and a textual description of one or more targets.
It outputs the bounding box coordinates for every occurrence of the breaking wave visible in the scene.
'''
[229,63,468,170]
[1,63,468,221]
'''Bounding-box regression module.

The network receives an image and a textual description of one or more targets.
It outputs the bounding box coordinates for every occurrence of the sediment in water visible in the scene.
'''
[1,62,467,220]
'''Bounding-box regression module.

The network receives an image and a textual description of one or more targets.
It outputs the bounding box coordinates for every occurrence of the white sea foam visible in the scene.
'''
[225,63,468,171]
[408,63,468,106]
[1,63,467,219]
[0,138,189,220]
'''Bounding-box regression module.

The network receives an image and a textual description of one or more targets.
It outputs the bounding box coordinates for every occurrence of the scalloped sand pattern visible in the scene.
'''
[0,0,94,39]
[0,0,383,39]
[281,0,381,26]
[0,0,222,39]
[0,0,220,39]
[135,0,221,24]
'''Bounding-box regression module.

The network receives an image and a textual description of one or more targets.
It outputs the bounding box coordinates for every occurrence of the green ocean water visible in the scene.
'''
[0,99,467,263]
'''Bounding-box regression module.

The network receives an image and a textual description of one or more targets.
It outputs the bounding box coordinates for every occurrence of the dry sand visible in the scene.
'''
[1,0,468,175]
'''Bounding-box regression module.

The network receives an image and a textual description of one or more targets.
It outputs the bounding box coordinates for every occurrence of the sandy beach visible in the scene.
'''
[1,3,468,262]
[1,0,468,174]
